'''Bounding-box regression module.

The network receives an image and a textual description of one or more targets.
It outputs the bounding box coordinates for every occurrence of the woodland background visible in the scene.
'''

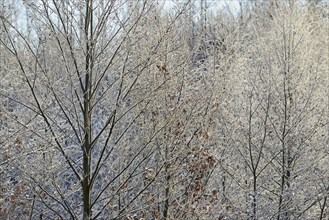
[0,0,328,219]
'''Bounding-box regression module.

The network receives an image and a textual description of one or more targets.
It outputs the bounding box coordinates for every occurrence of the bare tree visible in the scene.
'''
[0,0,209,219]
[1,0,328,219]
[214,2,328,219]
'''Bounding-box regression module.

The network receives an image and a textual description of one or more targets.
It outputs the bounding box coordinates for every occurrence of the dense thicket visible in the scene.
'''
[0,0,328,219]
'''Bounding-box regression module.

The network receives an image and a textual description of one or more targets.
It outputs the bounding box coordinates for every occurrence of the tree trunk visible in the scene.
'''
[82,0,93,219]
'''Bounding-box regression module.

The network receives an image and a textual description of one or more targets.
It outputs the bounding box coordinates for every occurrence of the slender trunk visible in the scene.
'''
[319,196,327,220]
[82,0,93,219]
[163,146,170,219]
[252,174,257,220]
[248,96,257,220]
[277,134,286,220]
[277,73,288,220]
[284,146,292,219]
[163,170,170,219]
